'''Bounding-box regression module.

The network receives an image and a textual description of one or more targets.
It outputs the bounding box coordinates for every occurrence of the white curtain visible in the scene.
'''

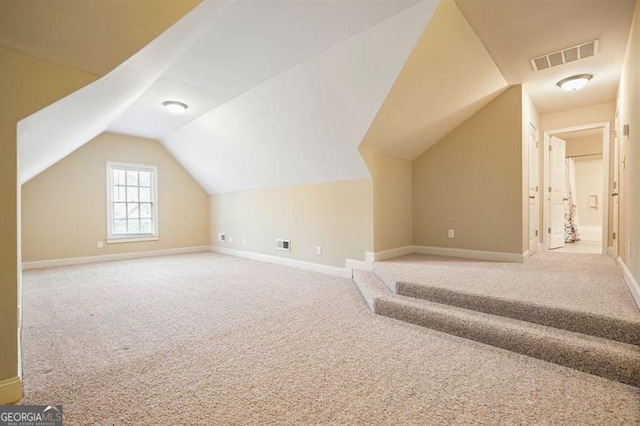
[564,158,580,243]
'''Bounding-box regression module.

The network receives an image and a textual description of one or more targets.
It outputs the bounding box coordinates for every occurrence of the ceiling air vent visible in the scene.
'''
[530,40,599,71]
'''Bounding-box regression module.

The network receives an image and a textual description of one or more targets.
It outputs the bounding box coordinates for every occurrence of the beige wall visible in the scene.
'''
[413,85,523,254]
[540,102,615,132]
[0,46,98,400]
[616,0,640,282]
[566,135,603,157]
[573,156,604,231]
[360,149,412,251]
[210,179,373,268]
[22,132,209,262]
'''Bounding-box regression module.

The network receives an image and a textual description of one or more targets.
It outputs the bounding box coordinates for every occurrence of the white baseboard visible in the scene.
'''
[22,246,211,270]
[0,376,22,404]
[211,246,355,278]
[370,246,413,262]
[345,258,372,273]
[412,245,526,263]
[365,245,525,263]
[365,251,375,264]
[617,256,640,309]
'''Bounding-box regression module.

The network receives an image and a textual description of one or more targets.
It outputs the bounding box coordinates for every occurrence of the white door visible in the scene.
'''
[612,112,620,256]
[528,123,539,252]
[549,136,566,249]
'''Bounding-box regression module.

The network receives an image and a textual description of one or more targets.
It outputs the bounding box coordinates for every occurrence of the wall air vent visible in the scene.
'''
[217,233,226,242]
[530,40,599,71]
[276,239,291,251]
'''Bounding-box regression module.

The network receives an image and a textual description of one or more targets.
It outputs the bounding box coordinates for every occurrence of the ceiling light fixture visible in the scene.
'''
[163,100,189,115]
[557,74,593,92]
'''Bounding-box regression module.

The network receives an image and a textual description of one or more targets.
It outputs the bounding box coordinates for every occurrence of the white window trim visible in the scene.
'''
[106,161,159,244]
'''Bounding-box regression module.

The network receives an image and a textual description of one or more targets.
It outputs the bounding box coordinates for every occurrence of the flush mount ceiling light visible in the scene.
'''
[162,100,188,115]
[557,74,593,92]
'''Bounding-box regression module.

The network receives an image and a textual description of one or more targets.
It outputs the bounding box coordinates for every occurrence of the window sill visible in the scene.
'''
[106,236,159,244]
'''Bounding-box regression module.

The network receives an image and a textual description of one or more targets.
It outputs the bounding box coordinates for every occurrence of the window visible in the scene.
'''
[106,162,158,243]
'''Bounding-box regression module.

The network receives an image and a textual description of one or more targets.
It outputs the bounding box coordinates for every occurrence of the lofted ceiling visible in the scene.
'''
[455,0,635,114]
[18,0,231,184]
[12,0,637,194]
[359,0,507,160]
[161,1,438,193]
[0,0,201,76]
[108,0,424,140]
[16,0,437,192]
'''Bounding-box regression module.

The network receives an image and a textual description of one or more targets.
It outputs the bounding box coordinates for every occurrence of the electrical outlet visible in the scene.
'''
[242,238,246,245]
[228,236,233,243]
[316,246,322,255]
[448,229,455,238]
[97,241,104,249]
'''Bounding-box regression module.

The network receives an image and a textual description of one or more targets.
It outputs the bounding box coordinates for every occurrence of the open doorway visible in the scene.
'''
[542,122,610,255]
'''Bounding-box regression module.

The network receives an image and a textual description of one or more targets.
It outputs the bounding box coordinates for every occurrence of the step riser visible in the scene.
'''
[397,281,640,346]
[375,297,640,387]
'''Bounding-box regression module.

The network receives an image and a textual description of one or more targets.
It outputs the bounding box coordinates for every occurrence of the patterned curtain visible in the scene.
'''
[564,158,580,243]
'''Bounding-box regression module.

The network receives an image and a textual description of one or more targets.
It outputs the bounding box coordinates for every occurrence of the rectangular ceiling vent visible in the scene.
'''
[530,40,599,71]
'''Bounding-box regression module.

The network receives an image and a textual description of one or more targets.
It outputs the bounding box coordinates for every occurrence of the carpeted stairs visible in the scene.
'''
[353,268,640,387]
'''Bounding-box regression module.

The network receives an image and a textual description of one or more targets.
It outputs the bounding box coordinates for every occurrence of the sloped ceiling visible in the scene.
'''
[162,1,438,194]
[108,0,425,140]
[455,0,635,114]
[17,0,438,192]
[17,0,630,193]
[359,0,508,160]
[0,0,201,76]
[18,1,230,184]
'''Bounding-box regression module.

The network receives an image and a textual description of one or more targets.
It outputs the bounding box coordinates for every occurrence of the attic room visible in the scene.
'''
[1,0,639,423]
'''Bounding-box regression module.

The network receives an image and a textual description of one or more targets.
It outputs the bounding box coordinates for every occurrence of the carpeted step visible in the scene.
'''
[394,280,640,346]
[353,271,640,387]
[353,269,391,311]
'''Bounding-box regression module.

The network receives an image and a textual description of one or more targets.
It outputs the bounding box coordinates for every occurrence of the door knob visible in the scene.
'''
[529,195,536,199]
[611,193,619,196]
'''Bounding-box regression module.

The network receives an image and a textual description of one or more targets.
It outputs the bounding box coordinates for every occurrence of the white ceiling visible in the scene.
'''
[16,0,637,194]
[455,0,635,114]
[108,0,423,140]
[18,0,230,184]
[18,0,433,188]
[162,1,439,193]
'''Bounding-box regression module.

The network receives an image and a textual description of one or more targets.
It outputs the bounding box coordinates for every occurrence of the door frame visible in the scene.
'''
[542,121,610,254]
[612,109,620,258]
[528,122,540,254]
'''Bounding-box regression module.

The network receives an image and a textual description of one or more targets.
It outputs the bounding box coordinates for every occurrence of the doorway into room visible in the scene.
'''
[542,123,610,255]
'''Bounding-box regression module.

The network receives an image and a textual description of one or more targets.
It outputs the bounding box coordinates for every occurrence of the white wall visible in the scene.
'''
[573,156,603,242]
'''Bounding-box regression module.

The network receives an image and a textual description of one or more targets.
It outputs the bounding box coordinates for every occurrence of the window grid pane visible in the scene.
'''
[110,166,156,236]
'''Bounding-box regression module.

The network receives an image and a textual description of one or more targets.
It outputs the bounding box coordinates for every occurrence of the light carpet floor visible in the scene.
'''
[20,253,639,424]
[375,252,640,321]
[553,242,602,254]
